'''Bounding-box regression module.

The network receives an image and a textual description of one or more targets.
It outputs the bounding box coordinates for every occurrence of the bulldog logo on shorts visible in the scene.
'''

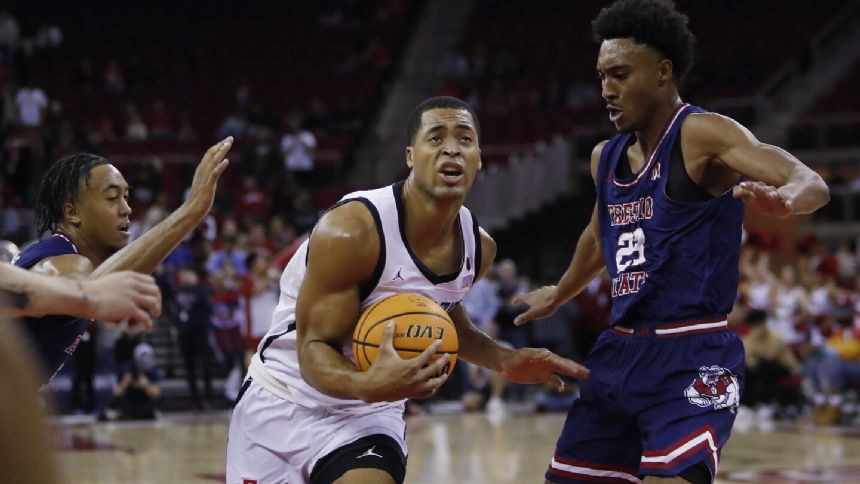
[684,365,740,413]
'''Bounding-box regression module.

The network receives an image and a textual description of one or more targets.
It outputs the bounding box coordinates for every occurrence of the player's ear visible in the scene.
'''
[657,59,673,85]
[64,202,82,226]
[406,146,414,169]
[478,147,482,171]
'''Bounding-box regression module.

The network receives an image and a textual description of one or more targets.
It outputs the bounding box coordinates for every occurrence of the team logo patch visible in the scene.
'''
[461,274,474,290]
[651,161,661,181]
[684,365,740,413]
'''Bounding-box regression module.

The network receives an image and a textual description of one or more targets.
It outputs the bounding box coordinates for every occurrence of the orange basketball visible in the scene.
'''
[352,293,458,376]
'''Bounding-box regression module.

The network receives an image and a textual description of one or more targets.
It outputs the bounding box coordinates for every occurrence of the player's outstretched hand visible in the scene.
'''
[184,137,233,218]
[501,348,589,391]
[732,181,792,218]
[359,321,450,403]
[83,272,161,331]
[512,285,559,326]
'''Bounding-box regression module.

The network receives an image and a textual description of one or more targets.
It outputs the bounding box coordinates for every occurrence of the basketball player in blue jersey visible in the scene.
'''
[13,138,233,385]
[513,1,830,483]
[226,97,589,484]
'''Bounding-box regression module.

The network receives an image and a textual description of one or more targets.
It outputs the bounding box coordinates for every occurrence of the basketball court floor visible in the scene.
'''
[56,410,860,483]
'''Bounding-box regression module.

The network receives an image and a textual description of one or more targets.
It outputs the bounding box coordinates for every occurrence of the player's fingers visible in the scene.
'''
[213,159,230,179]
[548,374,565,392]
[413,339,443,367]
[417,373,449,397]
[514,308,541,326]
[548,353,590,379]
[377,321,397,355]
[135,274,161,296]
[212,138,233,162]
[511,293,527,305]
[420,354,450,379]
[129,309,154,332]
[134,294,161,318]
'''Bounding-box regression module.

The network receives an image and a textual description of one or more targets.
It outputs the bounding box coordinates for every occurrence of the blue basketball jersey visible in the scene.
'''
[595,103,744,326]
[12,232,93,385]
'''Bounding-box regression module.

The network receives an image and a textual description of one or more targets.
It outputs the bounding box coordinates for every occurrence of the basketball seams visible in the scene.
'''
[353,298,387,369]
[353,340,458,355]
[351,294,458,373]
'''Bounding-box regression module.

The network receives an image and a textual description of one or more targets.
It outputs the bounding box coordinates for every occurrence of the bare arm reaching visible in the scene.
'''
[513,142,607,326]
[682,113,829,217]
[0,264,161,326]
[295,203,450,403]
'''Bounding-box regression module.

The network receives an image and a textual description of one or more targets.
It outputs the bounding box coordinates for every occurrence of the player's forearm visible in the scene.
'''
[299,340,368,400]
[0,265,90,318]
[91,204,204,278]
[551,230,605,306]
[458,323,514,372]
[777,164,830,215]
[451,306,513,371]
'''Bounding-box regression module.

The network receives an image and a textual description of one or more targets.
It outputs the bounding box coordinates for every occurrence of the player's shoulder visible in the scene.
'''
[590,140,610,179]
[13,234,81,269]
[682,112,746,143]
[310,200,380,259]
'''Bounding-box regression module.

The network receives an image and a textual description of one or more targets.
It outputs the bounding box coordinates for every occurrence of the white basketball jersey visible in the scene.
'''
[256,181,481,414]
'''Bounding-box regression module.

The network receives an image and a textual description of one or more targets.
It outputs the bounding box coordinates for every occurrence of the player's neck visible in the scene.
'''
[634,97,684,161]
[58,224,111,267]
[401,180,462,253]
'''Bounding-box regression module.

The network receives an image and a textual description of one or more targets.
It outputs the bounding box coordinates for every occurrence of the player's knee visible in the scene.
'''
[331,468,396,484]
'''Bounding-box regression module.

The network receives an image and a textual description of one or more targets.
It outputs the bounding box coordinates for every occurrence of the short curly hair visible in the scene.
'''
[592,0,696,81]
[35,153,109,235]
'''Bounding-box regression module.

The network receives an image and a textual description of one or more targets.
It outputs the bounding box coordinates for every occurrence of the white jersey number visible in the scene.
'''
[616,228,646,272]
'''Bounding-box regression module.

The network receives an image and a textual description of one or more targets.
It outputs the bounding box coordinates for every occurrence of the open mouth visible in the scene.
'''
[438,164,464,184]
[608,106,623,123]
[118,222,131,235]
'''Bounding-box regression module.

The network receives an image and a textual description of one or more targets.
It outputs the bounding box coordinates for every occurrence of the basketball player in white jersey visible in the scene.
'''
[226,96,590,484]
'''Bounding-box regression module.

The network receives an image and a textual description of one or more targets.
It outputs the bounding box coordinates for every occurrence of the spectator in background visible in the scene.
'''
[148,99,174,139]
[34,22,62,49]
[0,10,19,66]
[238,177,270,224]
[177,111,197,142]
[492,259,529,349]
[835,240,858,285]
[208,234,248,276]
[210,260,246,402]
[268,216,297,250]
[125,104,148,141]
[742,309,802,420]
[248,223,273,252]
[15,83,48,128]
[216,111,249,140]
[104,60,124,93]
[290,190,319,235]
[174,267,214,410]
[769,265,810,346]
[241,251,279,364]
[108,343,161,420]
[280,113,317,182]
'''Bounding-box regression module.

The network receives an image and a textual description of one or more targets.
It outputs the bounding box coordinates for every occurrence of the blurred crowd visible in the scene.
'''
[734,232,860,426]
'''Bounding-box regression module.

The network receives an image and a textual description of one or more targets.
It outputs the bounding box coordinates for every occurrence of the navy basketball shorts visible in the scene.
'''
[546,318,745,483]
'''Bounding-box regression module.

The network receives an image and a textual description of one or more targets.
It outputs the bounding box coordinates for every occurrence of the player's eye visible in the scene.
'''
[429,135,442,142]
[461,136,473,142]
